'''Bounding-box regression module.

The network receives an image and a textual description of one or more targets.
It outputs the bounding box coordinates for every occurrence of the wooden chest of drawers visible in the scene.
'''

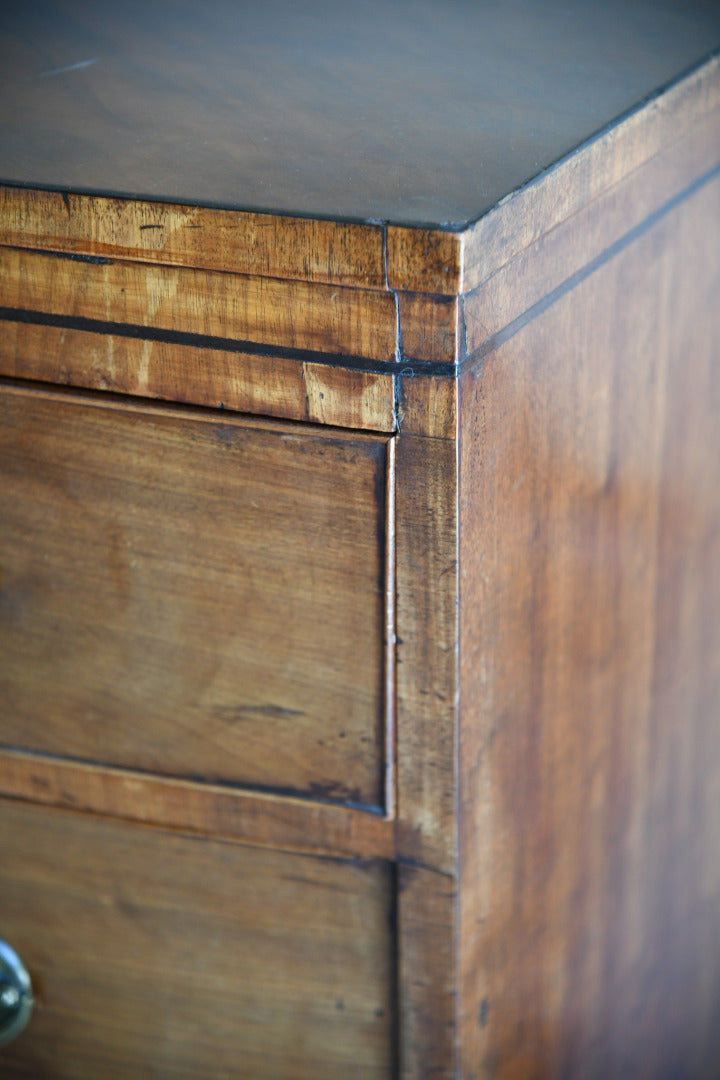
[1,3,720,1077]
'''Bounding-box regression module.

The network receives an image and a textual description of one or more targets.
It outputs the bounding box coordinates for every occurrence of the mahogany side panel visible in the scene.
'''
[458,176,720,1078]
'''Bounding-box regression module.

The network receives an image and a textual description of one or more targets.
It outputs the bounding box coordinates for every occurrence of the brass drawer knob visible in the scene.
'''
[0,941,33,1047]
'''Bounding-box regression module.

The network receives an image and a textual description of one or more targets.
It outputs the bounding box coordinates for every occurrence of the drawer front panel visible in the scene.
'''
[0,384,391,809]
[0,800,394,1078]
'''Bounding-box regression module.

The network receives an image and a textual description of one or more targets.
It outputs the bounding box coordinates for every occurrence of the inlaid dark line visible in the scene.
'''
[4,160,717,384]
[2,244,112,264]
[0,305,459,377]
[463,158,720,375]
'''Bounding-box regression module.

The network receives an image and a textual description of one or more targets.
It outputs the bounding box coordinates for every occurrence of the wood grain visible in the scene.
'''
[0,799,393,1079]
[460,52,720,295]
[0,383,391,810]
[0,748,395,862]
[393,412,459,1075]
[463,101,720,353]
[458,174,720,1078]
[0,321,397,433]
[0,247,398,362]
[387,229,463,298]
[397,865,456,1080]
[0,186,388,288]
[397,292,461,366]
[397,375,457,441]
[2,0,717,228]
[388,53,720,295]
[395,423,458,875]
[0,17,718,1078]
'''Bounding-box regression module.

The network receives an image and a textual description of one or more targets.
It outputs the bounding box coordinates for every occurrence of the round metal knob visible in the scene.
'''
[0,941,33,1047]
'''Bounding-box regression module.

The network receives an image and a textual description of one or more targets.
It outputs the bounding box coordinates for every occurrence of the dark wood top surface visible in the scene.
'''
[1,0,719,228]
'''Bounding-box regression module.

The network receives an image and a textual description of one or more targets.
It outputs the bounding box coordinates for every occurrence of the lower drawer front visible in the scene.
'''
[0,800,394,1079]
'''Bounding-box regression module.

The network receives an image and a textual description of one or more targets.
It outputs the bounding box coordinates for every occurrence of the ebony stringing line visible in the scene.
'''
[2,159,718,382]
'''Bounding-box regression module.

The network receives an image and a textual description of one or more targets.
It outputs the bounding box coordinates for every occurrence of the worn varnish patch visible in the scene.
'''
[0,320,397,432]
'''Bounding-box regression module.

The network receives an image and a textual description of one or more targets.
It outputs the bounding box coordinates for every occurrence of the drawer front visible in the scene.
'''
[0,799,393,1078]
[0,384,391,809]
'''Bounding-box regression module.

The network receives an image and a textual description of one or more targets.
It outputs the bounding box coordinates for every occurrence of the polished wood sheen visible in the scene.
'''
[458,173,720,1078]
[0,6,719,1079]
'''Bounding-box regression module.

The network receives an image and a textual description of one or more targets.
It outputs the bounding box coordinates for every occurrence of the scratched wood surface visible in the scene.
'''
[0,382,391,810]
[0,243,399,430]
[458,172,720,1079]
[0,800,394,1079]
[0,186,388,288]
